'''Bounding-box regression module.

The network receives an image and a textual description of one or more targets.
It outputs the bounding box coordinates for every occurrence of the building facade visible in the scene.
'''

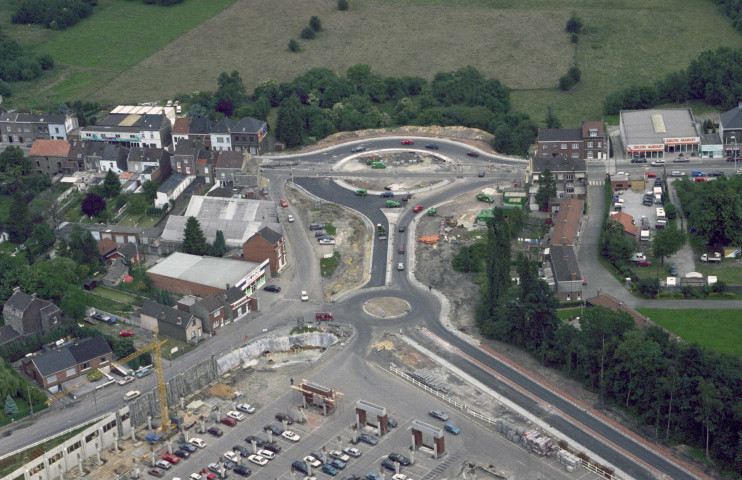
[0,112,78,144]
[29,140,71,176]
[21,337,113,389]
[242,227,287,274]
[3,289,63,336]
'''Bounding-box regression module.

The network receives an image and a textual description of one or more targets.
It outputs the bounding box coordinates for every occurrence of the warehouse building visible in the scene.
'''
[620,108,700,159]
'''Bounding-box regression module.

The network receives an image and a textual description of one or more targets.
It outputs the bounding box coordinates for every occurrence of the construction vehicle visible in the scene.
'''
[701,252,722,262]
[377,224,387,240]
[46,327,172,434]
[385,200,401,208]
[371,161,386,169]
[354,189,367,196]
[476,193,495,203]
[427,208,436,216]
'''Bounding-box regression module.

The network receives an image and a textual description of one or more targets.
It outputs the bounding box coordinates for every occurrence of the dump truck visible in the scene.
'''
[385,200,401,208]
[377,224,387,240]
[701,252,722,262]
[354,188,367,196]
[476,193,495,203]
[371,161,386,169]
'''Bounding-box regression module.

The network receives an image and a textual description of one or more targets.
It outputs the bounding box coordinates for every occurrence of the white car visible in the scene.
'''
[300,291,309,301]
[304,455,322,468]
[124,390,141,401]
[155,460,172,470]
[236,403,256,414]
[319,238,335,245]
[343,447,361,458]
[397,262,404,271]
[288,215,295,223]
[248,454,268,466]
[227,410,245,421]
[258,449,275,460]
[392,475,409,480]
[189,474,203,480]
[117,376,135,385]
[652,160,666,166]
[328,450,350,462]
[189,438,206,449]
[223,451,239,463]
[282,430,301,442]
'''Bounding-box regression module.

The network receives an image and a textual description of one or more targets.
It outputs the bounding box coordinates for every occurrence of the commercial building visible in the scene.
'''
[21,337,113,390]
[620,108,700,159]
[80,113,172,149]
[146,252,269,297]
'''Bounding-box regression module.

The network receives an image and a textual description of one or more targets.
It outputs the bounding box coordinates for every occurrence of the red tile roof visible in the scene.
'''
[609,211,638,236]
[98,238,117,256]
[172,117,191,135]
[550,198,584,247]
[582,121,604,138]
[29,139,70,158]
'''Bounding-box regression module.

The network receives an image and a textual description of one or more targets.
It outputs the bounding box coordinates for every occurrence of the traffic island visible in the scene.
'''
[362,297,411,319]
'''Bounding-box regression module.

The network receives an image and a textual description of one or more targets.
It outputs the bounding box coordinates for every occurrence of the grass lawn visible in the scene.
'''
[83,290,133,316]
[694,261,742,285]
[117,212,163,228]
[320,251,340,277]
[556,307,581,321]
[637,308,742,356]
[92,286,140,305]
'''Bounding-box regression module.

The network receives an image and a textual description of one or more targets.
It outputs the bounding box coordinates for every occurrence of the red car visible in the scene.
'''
[280,199,288,207]
[694,177,708,182]
[221,417,237,427]
[636,260,652,267]
[119,330,134,337]
[646,172,657,178]
[401,140,414,145]
[412,205,424,212]
[162,454,180,465]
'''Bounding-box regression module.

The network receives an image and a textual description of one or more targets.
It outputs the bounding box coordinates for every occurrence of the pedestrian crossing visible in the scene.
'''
[588,180,605,186]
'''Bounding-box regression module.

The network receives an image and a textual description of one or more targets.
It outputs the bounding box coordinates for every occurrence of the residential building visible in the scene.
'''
[21,337,113,390]
[549,199,584,248]
[609,212,639,240]
[98,144,129,173]
[29,140,71,176]
[536,121,607,161]
[139,300,203,344]
[230,117,268,155]
[177,295,226,334]
[155,172,195,208]
[719,102,742,159]
[582,121,608,161]
[0,112,78,144]
[139,114,172,148]
[619,108,700,159]
[98,239,142,266]
[195,149,217,185]
[126,147,172,183]
[210,117,234,151]
[214,150,249,186]
[171,117,213,149]
[243,226,287,274]
[64,139,88,174]
[83,142,106,170]
[80,113,172,149]
[146,252,269,297]
[172,139,207,176]
[171,117,191,146]
[223,285,255,320]
[98,238,118,264]
[528,156,587,204]
[2,288,63,336]
[102,259,128,287]
[547,245,583,301]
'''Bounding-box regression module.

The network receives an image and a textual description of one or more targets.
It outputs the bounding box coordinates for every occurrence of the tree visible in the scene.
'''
[4,394,18,416]
[694,378,723,459]
[81,192,106,217]
[637,277,659,298]
[601,219,634,268]
[188,103,207,118]
[103,169,121,198]
[288,39,300,52]
[651,227,685,265]
[515,253,559,353]
[210,230,226,257]
[216,70,247,105]
[182,216,207,256]
[565,14,583,34]
[60,287,87,320]
[535,168,556,210]
[477,209,512,329]
[141,180,158,202]
[545,106,561,128]
[29,224,55,255]
[58,225,99,269]
[309,16,322,32]
[275,95,305,147]
[337,0,348,10]
[7,191,30,244]
[300,26,316,40]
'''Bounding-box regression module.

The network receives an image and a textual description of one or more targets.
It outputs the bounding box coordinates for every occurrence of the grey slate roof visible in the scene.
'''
[117,242,138,259]
[197,296,223,313]
[700,132,721,145]
[256,226,282,245]
[0,112,66,124]
[189,117,214,135]
[157,172,189,194]
[215,150,245,169]
[538,128,582,142]
[720,103,742,130]
[232,117,265,134]
[31,337,112,377]
[0,325,22,347]
[549,245,582,283]
[531,156,586,173]
[4,290,36,312]
[174,139,205,156]
[104,258,128,284]
[141,300,196,330]
[140,114,166,130]
[211,118,234,134]
[223,286,247,304]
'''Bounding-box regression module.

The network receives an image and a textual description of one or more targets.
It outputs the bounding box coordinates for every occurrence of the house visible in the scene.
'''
[0,325,22,347]
[176,295,226,334]
[98,238,118,264]
[139,114,172,149]
[98,144,129,173]
[586,291,649,328]
[172,139,207,177]
[117,242,143,265]
[0,112,78,144]
[139,300,202,344]
[102,259,128,287]
[97,239,142,266]
[549,199,584,248]
[2,288,63,336]
[64,139,88,174]
[223,285,255,320]
[528,156,587,204]
[83,142,106,170]
[609,211,639,240]
[21,337,113,390]
[29,139,71,176]
[536,121,607,161]
[230,117,268,155]
[147,252,269,297]
[243,226,287,274]
[195,148,217,185]
[126,147,172,183]
[214,150,249,186]
[189,117,214,149]
[155,172,195,208]
[171,117,190,146]
[210,117,234,151]
[719,102,742,159]
[547,245,583,301]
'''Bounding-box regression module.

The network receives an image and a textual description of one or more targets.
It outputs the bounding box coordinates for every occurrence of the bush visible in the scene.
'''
[0,80,10,97]
[288,39,300,52]
[664,202,678,220]
[300,27,316,40]
[37,54,54,70]
[559,75,576,91]
[309,16,322,32]
[338,0,348,10]
[712,280,726,293]
[565,14,583,34]
[637,278,659,298]
[567,66,581,82]
[571,33,578,43]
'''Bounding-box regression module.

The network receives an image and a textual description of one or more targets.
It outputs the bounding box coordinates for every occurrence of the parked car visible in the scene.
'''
[444,422,461,435]
[388,453,410,466]
[292,461,309,475]
[207,427,223,437]
[263,442,282,454]
[322,464,340,476]
[155,460,172,470]
[310,451,324,462]
[429,410,449,421]
[694,177,708,182]
[221,417,237,427]
[135,368,151,378]
[329,459,346,470]
[117,375,135,386]
[245,436,265,448]
[636,260,652,267]
[387,418,398,428]
[319,238,336,245]
[124,390,141,401]
[162,454,181,465]
[366,473,382,480]
[310,223,324,231]
[263,424,284,436]
[233,445,250,457]
[119,329,134,337]
[174,449,190,459]
[381,459,398,472]
[179,442,197,453]
[223,451,239,463]
[424,143,439,150]
[258,449,276,460]
[344,447,362,458]
[189,437,206,449]
[208,463,224,475]
[358,433,378,445]
[149,468,165,478]
[264,285,280,293]
[282,430,301,442]
[631,157,647,163]
[304,456,322,468]
[280,199,289,208]
[227,410,245,421]
[466,151,479,157]
[400,140,414,145]
[669,265,678,276]
[329,450,350,462]
[237,403,256,414]
[233,465,252,477]
[248,454,268,466]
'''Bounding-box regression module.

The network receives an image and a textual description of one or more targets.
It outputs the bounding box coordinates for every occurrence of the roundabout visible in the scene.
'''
[362,296,411,319]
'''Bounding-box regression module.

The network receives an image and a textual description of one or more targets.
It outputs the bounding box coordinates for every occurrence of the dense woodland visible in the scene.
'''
[604,47,742,114]
[711,0,742,33]
[0,30,54,96]
[454,209,742,476]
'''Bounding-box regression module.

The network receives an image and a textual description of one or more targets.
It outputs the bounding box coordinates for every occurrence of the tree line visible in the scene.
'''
[456,209,742,474]
[176,65,538,156]
[0,30,54,97]
[12,0,95,30]
[604,47,742,115]
[709,0,742,34]
[675,175,742,248]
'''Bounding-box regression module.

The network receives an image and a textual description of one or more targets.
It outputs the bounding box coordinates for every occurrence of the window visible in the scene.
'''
[571,153,579,158]
[65,367,76,377]
[47,374,58,383]
[176,162,181,169]
[541,144,547,150]
[68,441,82,454]
[587,142,593,148]
[100,356,108,364]
[54,127,60,134]
[560,144,567,150]
[587,151,594,159]
[81,362,90,371]
[204,167,209,174]
[84,431,99,443]
[589,129,598,137]
[598,142,602,148]
[572,143,579,149]
[185,167,191,174]
[103,419,116,433]
[566,173,574,180]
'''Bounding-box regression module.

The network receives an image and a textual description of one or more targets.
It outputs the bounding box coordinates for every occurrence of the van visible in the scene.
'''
[124,390,141,401]
[135,368,151,378]
[315,312,334,321]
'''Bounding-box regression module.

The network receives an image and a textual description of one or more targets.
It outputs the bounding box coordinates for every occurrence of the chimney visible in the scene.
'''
[159,312,165,320]
[12,286,20,294]
[562,235,567,246]
[570,273,576,281]
[176,316,182,325]
[226,284,230,290]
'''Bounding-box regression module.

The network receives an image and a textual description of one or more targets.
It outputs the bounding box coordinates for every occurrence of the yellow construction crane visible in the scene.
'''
[46,327,169,434]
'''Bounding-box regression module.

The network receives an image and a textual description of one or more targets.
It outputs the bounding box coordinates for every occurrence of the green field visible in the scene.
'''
[2,0,742,126]
[638,308,742,356]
